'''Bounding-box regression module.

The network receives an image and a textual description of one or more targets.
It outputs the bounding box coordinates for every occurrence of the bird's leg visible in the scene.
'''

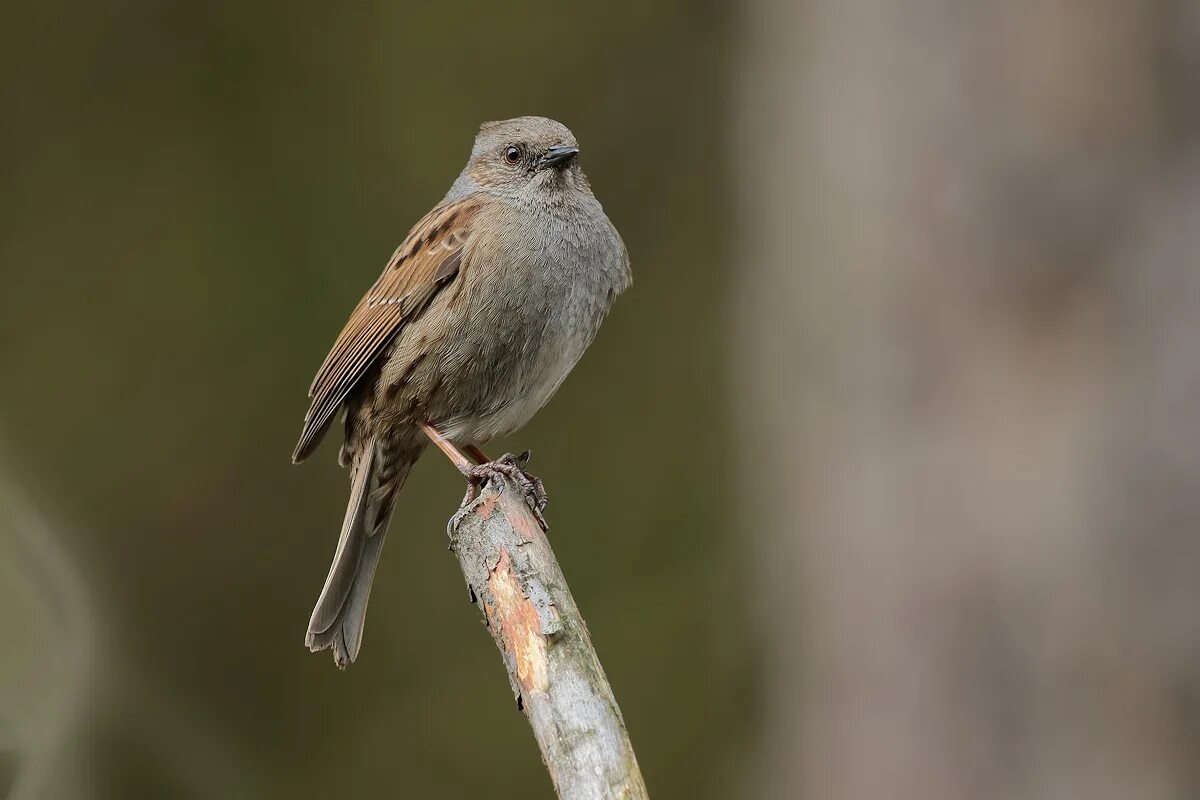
[420,424,548,529]
[418,423,482,507]
[419,423,474,472]
[463,444,490,465]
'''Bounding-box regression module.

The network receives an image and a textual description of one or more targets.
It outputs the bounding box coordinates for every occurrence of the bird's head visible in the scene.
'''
[458,116,590,203]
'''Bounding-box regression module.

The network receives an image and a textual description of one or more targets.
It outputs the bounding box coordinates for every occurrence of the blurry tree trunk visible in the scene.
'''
[734,1,1200,799]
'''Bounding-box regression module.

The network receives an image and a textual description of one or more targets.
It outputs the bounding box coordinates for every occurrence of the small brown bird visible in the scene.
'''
[294,117,630,667]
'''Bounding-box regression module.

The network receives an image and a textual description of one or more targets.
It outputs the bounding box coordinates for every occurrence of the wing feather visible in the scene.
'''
[293,197,480,462]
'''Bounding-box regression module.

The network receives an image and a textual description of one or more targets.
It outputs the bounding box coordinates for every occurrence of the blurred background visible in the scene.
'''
[1,0,1198,798]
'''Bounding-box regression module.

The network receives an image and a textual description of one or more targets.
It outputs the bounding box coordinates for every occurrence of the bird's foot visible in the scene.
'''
[462,450,548,530]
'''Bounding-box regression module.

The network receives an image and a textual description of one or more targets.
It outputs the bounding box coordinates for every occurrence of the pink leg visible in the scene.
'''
[419,422,473,473]
[464,444,490,465]
[419,425,549,530]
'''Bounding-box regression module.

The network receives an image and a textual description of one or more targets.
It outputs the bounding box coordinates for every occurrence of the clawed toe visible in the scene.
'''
[462,452,549,530]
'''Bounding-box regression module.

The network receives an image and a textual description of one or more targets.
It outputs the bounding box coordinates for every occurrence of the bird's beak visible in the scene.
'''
[539,146,580,169]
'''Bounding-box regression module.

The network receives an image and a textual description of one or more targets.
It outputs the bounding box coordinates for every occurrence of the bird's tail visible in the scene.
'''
[305,440,412,667]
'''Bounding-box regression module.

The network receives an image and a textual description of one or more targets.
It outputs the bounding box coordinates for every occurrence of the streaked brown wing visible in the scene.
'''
[292,196,481,463]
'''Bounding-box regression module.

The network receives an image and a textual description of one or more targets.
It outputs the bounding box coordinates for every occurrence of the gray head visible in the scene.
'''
[450,116,591,204]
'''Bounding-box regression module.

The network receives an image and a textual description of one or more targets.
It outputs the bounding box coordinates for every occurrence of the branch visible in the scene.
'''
[447,475,648,800]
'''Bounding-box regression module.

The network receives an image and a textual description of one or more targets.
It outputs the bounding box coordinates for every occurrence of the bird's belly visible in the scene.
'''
[437,329,586,444]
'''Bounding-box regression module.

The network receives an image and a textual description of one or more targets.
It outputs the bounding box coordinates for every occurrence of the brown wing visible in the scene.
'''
[292,196,481,463]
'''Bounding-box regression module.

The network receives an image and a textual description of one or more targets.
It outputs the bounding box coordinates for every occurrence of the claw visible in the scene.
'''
[463,452,549,531]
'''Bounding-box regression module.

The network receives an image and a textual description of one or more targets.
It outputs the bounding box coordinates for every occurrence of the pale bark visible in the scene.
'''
[447,477,648,800]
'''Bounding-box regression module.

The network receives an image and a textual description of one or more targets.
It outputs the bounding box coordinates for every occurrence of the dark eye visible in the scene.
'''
[503,146,522,165]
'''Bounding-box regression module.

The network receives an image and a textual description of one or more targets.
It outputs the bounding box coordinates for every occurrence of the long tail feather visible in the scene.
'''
[305,441,408,667]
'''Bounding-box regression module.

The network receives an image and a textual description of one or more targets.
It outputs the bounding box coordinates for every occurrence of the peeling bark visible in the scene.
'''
[447,476,648,800]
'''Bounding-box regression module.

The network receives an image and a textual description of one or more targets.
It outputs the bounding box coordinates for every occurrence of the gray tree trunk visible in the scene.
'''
[734,1,1200,798]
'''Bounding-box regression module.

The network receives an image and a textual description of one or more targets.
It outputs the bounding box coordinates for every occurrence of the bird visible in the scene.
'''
[293,116,631,667]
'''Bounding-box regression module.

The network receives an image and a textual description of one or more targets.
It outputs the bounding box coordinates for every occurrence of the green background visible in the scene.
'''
[0,1,744,797]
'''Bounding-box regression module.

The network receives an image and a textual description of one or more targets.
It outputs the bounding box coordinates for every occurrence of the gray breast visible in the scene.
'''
[439,201,628,443]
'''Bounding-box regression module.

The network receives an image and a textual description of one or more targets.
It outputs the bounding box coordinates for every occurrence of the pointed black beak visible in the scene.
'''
[539,145,580,169]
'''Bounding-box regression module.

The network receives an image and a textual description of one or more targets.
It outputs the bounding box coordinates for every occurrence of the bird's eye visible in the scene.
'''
[503,146,522,165]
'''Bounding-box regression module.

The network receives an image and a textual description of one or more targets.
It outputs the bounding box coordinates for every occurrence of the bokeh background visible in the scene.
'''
[2,1,1199,798]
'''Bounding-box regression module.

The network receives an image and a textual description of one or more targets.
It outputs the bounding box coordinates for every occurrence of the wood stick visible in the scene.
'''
[445,474,648,799]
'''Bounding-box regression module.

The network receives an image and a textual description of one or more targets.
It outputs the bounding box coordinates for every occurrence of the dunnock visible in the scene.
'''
[294,116,630,667]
